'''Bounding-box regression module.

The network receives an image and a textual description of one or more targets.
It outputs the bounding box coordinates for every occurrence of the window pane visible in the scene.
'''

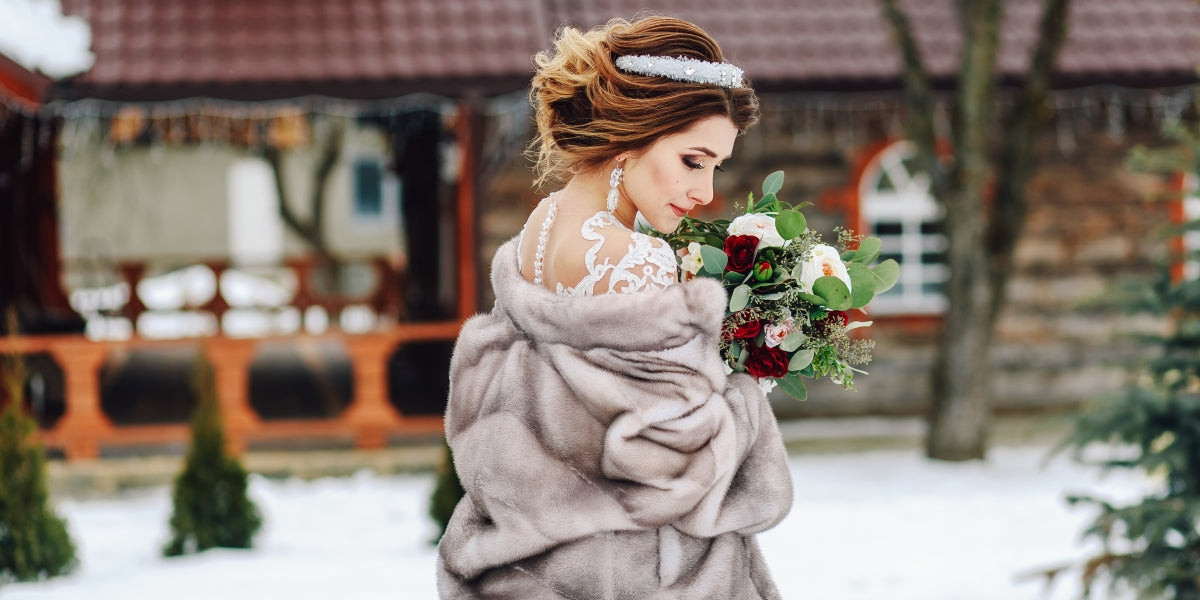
[354,160,383,216]
[874,221,903,235]
[920,220,945,235]
[877,170,896,192]
[921,251,946,265]
[922,281,945,295]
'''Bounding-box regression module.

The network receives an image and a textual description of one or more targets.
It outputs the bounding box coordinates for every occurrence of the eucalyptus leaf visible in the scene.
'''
[734,342,749,370]
[759,292,785,301]
[775,210,807,240]
[871,259,900,293]
[850,237,882,264]
[762,170,784,196]
[780,332,808,352]
[788,348,815,372]
[729,284,752,312]
[698,245,728,275]
[796,291,825,305]
[725,270,747,283]
[775,374,807,401]
[812,276,852,310]
[752,193,778,213]
[847,263,876,308]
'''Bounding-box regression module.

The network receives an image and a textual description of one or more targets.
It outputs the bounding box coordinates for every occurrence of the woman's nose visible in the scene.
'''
[691,178,714,205]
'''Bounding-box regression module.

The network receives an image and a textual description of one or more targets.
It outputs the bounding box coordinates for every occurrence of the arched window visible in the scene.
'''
[858,141,948,314]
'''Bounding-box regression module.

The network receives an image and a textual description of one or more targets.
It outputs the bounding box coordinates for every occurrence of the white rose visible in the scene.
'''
[728,213,786,248]
[798,244,852,294]
[762,317,796,348]
[680,242,704,275]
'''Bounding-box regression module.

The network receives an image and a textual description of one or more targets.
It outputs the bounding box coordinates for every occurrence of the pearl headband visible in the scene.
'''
[615,54,745,89]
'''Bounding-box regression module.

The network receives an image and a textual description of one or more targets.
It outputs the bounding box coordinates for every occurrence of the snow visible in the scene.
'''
[3,444,1150,599]
[0,0,93,78]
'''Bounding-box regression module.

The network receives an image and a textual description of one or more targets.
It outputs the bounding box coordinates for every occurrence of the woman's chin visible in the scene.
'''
[647,216,682,233]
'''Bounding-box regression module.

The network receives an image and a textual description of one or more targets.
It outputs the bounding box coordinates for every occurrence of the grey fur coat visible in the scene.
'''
[437,238,794,599]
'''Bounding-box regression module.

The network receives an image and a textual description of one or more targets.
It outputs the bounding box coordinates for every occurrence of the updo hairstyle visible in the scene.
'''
[529,16,760,187]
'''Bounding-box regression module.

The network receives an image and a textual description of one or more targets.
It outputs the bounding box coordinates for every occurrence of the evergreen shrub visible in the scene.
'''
[164,354,261,556]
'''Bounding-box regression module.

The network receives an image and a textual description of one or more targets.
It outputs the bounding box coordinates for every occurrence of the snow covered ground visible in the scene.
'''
[4,443,1150,600]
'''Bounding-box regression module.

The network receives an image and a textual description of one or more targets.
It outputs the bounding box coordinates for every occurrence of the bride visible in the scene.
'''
[437,15,793,599]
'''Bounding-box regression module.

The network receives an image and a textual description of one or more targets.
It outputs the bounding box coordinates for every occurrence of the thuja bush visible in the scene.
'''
[429,440,464,543]
[0,326,76,582]
[164,354,261,557]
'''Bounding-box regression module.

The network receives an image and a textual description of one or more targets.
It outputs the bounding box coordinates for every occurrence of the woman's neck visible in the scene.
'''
[558,169,636,229]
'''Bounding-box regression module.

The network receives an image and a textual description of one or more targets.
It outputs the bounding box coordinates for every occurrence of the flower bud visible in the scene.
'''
[753,260,773,282]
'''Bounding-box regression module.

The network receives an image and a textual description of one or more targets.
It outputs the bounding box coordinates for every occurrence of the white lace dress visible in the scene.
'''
[518,196,678,296]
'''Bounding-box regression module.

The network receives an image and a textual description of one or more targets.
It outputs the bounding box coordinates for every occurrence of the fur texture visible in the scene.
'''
[437,238,793,599]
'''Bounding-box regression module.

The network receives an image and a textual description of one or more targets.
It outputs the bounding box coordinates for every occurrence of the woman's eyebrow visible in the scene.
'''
[689,146,731,160]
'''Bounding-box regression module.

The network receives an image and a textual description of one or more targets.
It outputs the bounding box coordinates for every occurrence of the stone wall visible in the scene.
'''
[473,105,1176,418]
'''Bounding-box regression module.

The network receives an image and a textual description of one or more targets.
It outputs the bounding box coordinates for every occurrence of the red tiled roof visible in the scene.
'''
[58,0,549,99]
[57,0,1200,101]
[555,0,1200,88]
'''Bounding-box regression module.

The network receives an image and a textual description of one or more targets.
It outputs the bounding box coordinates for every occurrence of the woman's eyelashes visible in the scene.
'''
[684,156,725,171]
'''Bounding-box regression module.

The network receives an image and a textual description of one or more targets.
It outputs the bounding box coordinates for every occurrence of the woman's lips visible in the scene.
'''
[670,204,688,217]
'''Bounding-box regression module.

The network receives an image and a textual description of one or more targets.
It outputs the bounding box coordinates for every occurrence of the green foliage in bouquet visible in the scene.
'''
[0,329,77,583]
[164,354,261,557]
[652,171,899,400]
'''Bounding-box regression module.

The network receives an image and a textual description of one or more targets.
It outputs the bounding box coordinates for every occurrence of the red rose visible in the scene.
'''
[731,319,762,340]
[744,344,790,379]
[810,310,849,337]
[723,235,759,274]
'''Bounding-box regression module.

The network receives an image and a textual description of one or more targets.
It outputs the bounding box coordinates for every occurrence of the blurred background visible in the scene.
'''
[1,0,1198,597]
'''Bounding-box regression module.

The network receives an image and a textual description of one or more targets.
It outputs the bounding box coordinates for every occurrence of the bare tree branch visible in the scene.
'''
[260,124,344,267]
[878,0,941,184]
[951,0,1001,190]
[987,0,1072,325]
[308,123,343,238]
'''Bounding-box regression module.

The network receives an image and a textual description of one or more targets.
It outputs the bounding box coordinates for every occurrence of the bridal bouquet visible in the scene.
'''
[652,171,898,400]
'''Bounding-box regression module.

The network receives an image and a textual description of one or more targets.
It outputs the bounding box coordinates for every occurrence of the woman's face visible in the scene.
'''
[617,115,739,233]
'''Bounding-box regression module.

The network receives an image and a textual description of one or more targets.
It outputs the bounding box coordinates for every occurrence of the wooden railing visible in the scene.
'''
[4,253,463,460]
[1,323,457,460]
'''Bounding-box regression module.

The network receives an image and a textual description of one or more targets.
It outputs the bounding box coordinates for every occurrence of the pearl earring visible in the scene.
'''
[606,164,623,213]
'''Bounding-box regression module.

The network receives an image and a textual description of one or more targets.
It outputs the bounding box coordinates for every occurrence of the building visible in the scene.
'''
[2,0,1198,458]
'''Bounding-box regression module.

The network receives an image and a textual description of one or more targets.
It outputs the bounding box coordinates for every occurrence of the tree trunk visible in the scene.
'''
[927,187,994,460]
[925,0,1001,461]
[877,0,1072,460]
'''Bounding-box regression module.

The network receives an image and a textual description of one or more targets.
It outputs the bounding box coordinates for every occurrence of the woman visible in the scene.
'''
[438,16,793,599]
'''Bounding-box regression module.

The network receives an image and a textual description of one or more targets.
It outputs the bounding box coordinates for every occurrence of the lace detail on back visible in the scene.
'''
[529,199,678,296]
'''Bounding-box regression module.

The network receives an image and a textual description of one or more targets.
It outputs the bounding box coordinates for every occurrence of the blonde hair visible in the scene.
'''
[529,16,760,187]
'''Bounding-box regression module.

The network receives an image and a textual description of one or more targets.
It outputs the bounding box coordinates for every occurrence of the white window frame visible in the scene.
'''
[858,141,948,315]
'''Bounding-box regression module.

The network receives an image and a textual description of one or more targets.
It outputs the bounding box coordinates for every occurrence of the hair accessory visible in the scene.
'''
[606,164,623,212]
[615,54,744,88]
